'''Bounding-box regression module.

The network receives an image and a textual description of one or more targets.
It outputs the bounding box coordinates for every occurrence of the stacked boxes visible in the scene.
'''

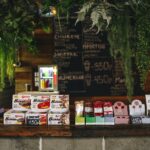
[4,92,70,125]
[48,95,70,125]
[75,101,114,125]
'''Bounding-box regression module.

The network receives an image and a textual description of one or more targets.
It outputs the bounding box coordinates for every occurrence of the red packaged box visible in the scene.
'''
[93,101,103,116]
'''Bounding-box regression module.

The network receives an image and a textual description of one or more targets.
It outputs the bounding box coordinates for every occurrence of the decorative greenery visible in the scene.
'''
[0,0,38,90]
[76,0,150,98]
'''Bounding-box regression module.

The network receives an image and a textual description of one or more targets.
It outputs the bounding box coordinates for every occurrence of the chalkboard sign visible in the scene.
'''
[53,7,143,96]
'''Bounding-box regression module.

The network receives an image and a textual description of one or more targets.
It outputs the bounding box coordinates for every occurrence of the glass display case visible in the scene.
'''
[38,65,58,91]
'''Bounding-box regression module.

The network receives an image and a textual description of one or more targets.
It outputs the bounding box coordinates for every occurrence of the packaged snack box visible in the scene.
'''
[48,112,70,125]
[129,99,145,116]
[4,109,25,125]
[50,95,69,113]
[12,94,31,111]
[31,95,50,112]
[26,110,47,125]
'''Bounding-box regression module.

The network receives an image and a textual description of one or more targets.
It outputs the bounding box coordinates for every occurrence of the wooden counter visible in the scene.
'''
[1,96,149,137]
[0,124,150,137]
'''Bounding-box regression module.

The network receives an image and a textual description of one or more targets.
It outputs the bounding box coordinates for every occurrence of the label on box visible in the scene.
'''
[50,95,69,113]
[26,111,47,125]
[4,109,25,125]
[12,94,31,111]
[48,113,70,125]
[31,95,50,112]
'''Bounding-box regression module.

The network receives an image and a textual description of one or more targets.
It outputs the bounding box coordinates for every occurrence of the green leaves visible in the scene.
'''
[76,0,150,97]
[0,0,38,89]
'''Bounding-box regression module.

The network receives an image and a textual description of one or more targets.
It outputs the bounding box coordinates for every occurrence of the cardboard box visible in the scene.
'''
[113,101,128,116]
[95,117,104,125]
[129,99,145,116]
[50,95,69,113]
[48,112,70,125]
[86,117,96,125]
[103,102,113,117]
[75,116,85,125]
[141,116,150,124]
[26,110,47,125]
[31,95,50,112]
[131,116,142,124]
[12,94,31,111]
[104,117,115,125]
[4,109,25,125]
[114,116,130,124]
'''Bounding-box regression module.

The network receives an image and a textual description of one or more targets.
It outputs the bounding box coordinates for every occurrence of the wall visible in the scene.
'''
[0,137,150,150]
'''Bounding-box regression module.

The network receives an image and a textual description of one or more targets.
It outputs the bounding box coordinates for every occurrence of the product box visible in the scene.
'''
[113,101,128,116]
[75,116,85,125]
[86,117,96,125]
[12,94,31,111]
[48,112,70,125]
[31,95,50,112]
[4,109,25,125]
[114,116,130,124]
[141,116,150,124]
[50,95,69,113]
[103,102,113,117]
[104,117,115,125]
[93,101,103,116]
[131,116,142,124]
[129,99,145,116]
[95,117,104,125]
[26,110,47,125]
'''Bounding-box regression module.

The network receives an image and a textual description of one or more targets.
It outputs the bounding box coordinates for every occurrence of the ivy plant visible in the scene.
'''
[0,0,38,90]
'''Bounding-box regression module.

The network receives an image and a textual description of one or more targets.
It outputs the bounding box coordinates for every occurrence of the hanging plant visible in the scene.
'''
[76,0,150,98]
[0,0,38,90]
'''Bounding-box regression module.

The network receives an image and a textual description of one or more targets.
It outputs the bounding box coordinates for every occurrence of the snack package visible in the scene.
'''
[129,99,145,116]
[12,94,31,111]
[93,101,103,116]
[75,101,85,125]
[50,95,69,113]
[103,102,113,117]
[25,110,47,125]
[84,101,93,117]
[4,109,25,125]
[31,95,50,112]
[48,112,70,125]
[75,101,84,117]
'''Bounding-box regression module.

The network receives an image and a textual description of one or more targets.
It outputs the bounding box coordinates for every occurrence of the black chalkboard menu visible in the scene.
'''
[53,7,143,96]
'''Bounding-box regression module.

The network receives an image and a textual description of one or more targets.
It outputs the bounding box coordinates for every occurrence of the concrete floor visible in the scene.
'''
[0,137,150,150]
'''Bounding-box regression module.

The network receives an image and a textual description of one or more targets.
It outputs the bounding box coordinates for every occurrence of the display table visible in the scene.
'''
[1,95,148,137]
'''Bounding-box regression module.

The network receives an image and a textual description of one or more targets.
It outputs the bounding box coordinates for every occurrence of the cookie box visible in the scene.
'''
[4,109,25,125]
[31,95,50,112]
[12,94,31,111]
[50,95,69,113]
[26,110,47,125]
[48,112,70,125]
